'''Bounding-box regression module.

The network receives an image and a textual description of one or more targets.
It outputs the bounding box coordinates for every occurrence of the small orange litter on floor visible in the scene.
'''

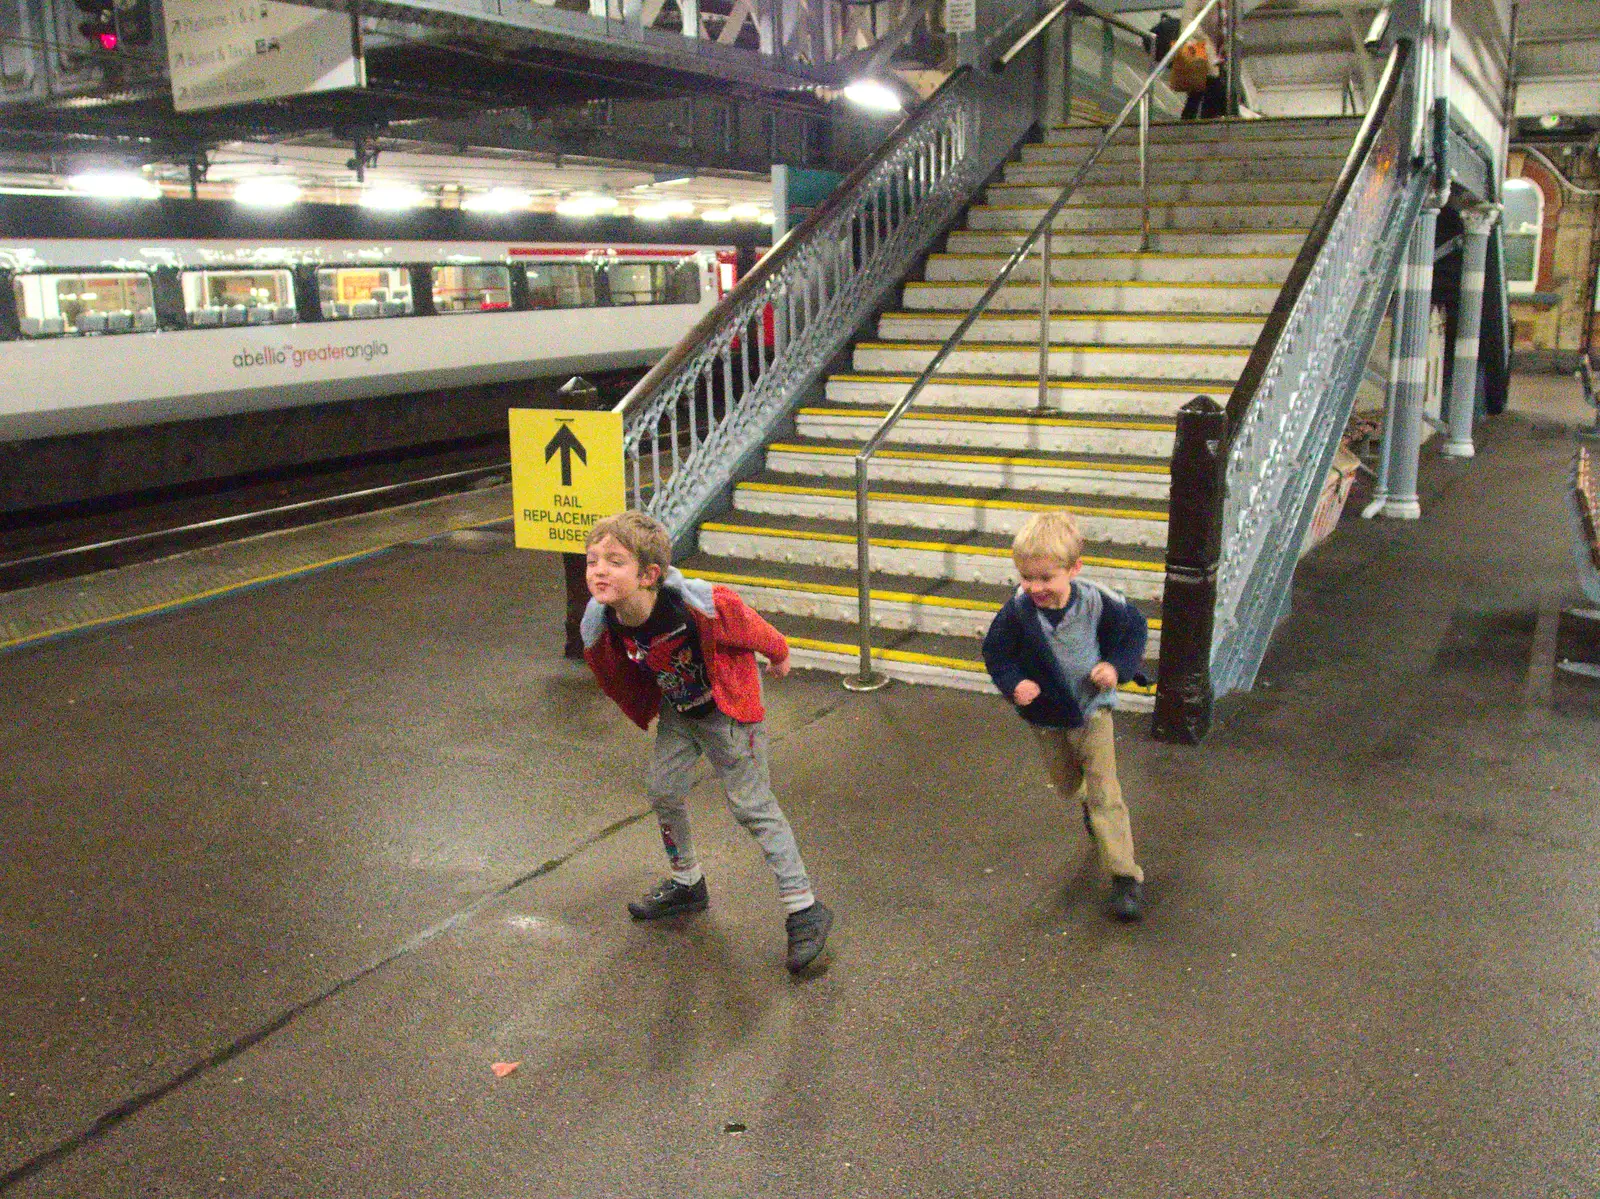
[491,1062,521,1078]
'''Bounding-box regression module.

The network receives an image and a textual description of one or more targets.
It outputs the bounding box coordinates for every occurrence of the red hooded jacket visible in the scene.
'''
[581,570,789,730]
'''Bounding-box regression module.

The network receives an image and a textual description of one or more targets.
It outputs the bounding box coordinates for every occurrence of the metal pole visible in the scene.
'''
[1138,90,1151,251]
[1442,203,1499,457]
[844,456,889,690]
[1037,223,1053,410]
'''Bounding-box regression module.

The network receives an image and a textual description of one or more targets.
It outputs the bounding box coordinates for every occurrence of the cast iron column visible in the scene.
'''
[1380,205,1440,520]
[1441,203,1500,458]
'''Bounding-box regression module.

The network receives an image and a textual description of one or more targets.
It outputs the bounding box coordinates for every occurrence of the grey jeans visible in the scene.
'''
[647,704,813,905]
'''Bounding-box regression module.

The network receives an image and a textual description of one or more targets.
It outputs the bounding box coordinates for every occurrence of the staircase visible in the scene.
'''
[677,115,1362,704]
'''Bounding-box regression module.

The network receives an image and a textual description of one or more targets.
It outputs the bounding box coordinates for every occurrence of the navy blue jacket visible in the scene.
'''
[981,583,1149,728]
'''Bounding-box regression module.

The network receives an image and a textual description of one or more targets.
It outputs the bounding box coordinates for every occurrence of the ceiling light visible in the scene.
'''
[1538,113,1562,130]
[842,80,903,114]
[233,178,302,207]
[757,211,775,225]
[729,203,762,221]
[654,172,693,187]
[67,172,162,200]
[462,188,532,213]
[633,203,672,221]
[360,185,426,210]
[700,209,734,223]
[556,193,620,218]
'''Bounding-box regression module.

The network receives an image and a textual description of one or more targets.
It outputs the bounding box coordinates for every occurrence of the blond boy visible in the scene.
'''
[980,511,1149,920]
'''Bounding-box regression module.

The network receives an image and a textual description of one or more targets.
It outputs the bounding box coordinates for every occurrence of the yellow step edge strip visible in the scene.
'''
[905,279,1280,290]
[931,251,1296,261]
[856,341,1247,356]
[789,634,1160,693]
[740,481,1168,523]
[684,569,997,613]
[828,373,1226,394]
[796,406,1177,432]
[766,443,1169,476]
[971,200,1322,212]
[952,228,1313,237]
[880,311,1265,325]
[685,568,1165,630]
[700,521,1163,574]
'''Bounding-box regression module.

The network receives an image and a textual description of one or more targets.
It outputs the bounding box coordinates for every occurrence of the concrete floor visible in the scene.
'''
[2,377,1597,1198]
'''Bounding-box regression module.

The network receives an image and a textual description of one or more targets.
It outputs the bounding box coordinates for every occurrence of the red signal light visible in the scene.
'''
[97,30,117,48]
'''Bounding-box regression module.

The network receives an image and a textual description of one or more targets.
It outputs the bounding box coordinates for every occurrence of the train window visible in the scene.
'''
[432,265,512,314]
[525,262,599,310]
[605,261,701,306]
[12,272,156,337]
[316,267,415,320]
[182,269,297,328]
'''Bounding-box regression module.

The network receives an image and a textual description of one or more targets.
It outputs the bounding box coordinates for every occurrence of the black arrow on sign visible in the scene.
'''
[544,423,587,488]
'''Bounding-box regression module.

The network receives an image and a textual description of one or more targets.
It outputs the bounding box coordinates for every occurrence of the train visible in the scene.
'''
[0,238,736,443]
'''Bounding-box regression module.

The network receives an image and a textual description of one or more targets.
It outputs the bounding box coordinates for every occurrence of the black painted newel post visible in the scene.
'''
[1151,395,1228,745]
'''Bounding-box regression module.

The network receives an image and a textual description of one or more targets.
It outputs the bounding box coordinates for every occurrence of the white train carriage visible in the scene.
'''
[0,239,733,441]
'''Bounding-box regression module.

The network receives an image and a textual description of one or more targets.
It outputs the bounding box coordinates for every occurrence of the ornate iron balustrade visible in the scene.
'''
[1154,40,1428,742]
[614,67,980,542]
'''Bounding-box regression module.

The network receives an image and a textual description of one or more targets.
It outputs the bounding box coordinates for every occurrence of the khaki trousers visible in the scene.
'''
[1030,710,1143,882]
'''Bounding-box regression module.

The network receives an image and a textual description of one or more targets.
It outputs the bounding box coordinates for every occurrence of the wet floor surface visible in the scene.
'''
[2,380,1597,1197]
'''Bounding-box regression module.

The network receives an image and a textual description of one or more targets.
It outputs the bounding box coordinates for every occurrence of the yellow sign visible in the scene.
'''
[509,408,626,552]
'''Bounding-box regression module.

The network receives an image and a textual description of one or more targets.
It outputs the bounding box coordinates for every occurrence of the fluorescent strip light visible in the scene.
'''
[700,209,734,223]
[360,185,427,210]
[67,172,162,200]
[462,188,532,213]
[233,178,302,208]
[729,203,762,221]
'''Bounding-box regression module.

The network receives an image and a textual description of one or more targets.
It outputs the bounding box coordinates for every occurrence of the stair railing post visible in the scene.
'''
[1037,223,1053,410]
[1138,90,1150,251]
[844,453,890,691]
[1152,395,1229,744]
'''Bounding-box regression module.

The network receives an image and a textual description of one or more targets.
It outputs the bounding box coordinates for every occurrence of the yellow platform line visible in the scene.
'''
[797,406,1176,432]
[699,521,1164,574]
[741,482,1167,523]
[856,340,1247,356]
[881,310,1265,325]
[827,373,1226,394]
[683,568,1164,630]
[766,443,1169,475]
[905,279,1280,290]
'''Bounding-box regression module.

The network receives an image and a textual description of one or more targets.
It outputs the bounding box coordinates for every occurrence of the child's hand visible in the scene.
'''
[1013,679,1041,706]
[1089,662,1118,690]
[765,656,791,679]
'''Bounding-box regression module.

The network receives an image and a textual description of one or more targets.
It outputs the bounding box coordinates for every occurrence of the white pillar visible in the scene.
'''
[1380,205,1440,520]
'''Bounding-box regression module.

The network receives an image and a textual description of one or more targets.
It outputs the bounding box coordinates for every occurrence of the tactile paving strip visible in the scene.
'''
[0,486,513,654]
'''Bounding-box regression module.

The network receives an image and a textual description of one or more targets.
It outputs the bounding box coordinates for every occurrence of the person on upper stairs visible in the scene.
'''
[1172,0,1228,120]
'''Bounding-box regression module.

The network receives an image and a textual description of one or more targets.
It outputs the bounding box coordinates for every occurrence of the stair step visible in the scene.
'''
[1005,158,1346,184]
[967,202,1322,233]
[945,230,1310,255]
[797,403,1178,456]
[696,513,1167,598]
[986,179,1335,206]
[1020,138,1352,165]
[1045,115,1361,145]
[764,440,1170,501]
[775,615,1157,706]
[853,340,1249,382]
[823,373,1226,418]
[878,310,1263,348]
[679,557,1164,649]
[904,279,1278,316]
[732,479,1170,548]
[923,252,1294,285]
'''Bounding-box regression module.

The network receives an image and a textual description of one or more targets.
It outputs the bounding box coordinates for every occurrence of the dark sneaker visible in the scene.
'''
[1081,803,1094,838]
[784,901,834,973]
[1109,876,1143,922]
[628,877,709,921]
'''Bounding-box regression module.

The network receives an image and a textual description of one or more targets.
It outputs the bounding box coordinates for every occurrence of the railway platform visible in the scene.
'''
[1,376,1597,1198]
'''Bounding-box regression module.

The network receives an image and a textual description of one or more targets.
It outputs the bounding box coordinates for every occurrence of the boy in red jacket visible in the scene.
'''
[581,510,834,974]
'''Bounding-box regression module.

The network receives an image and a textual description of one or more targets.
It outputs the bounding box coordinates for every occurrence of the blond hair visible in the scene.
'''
[587,510,672,584]
[1012,510,1084,569]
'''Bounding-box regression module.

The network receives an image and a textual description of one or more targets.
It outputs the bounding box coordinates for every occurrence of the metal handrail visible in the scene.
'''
[846,0,1221,689]
[613,64,973,426]
[991,0,1150,75]
[1222,39,1411,435]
